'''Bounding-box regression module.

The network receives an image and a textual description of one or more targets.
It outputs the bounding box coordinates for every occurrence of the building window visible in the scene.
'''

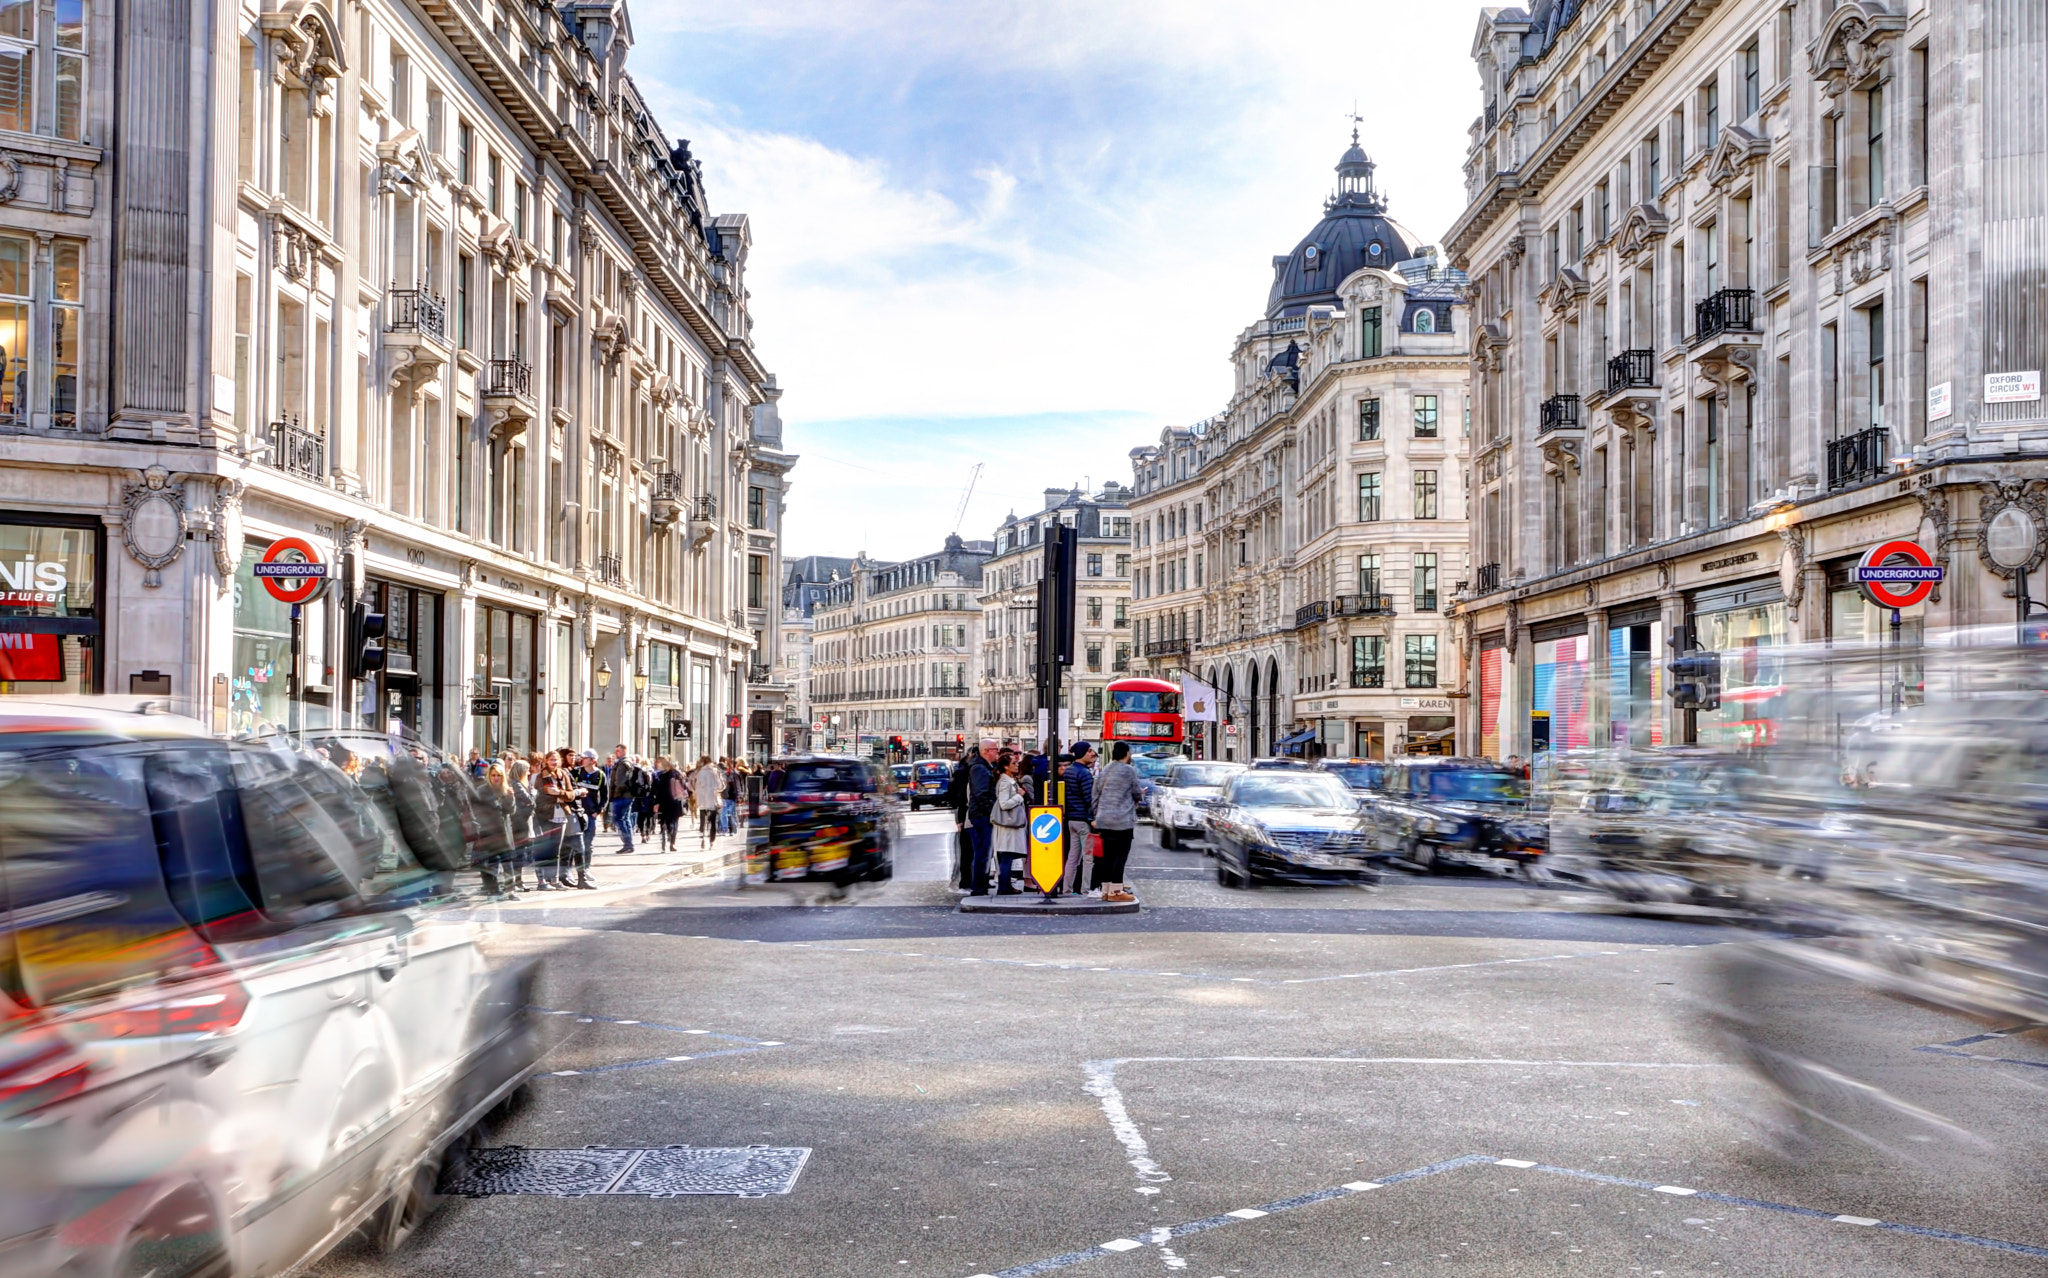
[1699,79,1719,150]
[747,485,766,529]
[1414,470,1439,519]
[1645,131,1662,192]
[457,120,473,186]
[1085,687,1103,717]
[1596,180,1611,239]
[1404,635,1438,688]
[1352,636,1385,688]
[1413,394,1439,437]
[1086,643,1101,672]
[1741,38,1761,119]
[1413,553,1438,612]
[456,253,473,350]
[0,2,86,141]
[1114,599,1128,625]
[1086,596,1102,622]
[1360,306,1381,358]
[1866,83,1886,206]
[747,556,766,609]
[1866,301,1885,427]
[1412,308,1435,334]
[1358,473,1382,522]
[1358,553,1381,599]
[1358,397,1380,441]
[1115,554,1130,577]
[1086,552,1103,577]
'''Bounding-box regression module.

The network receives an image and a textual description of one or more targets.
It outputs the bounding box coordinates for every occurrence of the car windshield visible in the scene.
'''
[1425,770,1526,803]
[1229,776,1351,808]
[916,762,951,778]
[779,763,876,794]
[1133,756,1176,779]
[1170,764,1241,788]
[1321,762,1383,790]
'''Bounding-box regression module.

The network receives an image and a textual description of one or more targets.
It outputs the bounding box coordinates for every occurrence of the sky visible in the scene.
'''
[628,0,1484,562]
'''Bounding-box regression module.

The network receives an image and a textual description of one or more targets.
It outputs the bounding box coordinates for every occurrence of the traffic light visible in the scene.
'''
[349,600,387,681]
[1665,627,1721,712]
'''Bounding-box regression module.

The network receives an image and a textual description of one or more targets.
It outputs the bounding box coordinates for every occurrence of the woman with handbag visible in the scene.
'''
[653,755,688,852]
[990,752,1029,896]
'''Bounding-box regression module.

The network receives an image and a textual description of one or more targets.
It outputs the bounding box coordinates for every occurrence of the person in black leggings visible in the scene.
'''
[1089,742,1139,900]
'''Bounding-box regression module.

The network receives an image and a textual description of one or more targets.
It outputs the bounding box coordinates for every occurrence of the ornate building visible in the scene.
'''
[0,1,789,762]
[1450,0,2048,758]
[976,486,1132,748]
[1129,139,1473,760]
[809,537,991,759]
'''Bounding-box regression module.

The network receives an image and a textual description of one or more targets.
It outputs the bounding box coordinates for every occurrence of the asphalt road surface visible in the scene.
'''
[311,808,2048,1278]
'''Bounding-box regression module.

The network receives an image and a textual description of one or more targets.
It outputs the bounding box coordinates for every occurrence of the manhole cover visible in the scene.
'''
[442,1146,811,1198]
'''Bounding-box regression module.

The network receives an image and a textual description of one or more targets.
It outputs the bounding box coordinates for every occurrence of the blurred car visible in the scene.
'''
[1207,771,1384,887]
[1372,757,1547,873]
[1150,761,1246,850]
[746,756,895,885]
[907,759,952,810]
[1247,757,1309,770]
[1313,757,1387,794]
[890,763,914,801]
[1130,752,1179,819]
[1543,749,1768,913]
[0,701,539,1278]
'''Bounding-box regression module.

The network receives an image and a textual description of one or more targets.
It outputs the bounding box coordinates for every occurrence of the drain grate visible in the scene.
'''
[442,1145,811,1198]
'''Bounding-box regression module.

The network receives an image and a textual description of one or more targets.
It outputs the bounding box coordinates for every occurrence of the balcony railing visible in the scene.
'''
[1539,394,1581,435]
[931,685,971,698]
[1474,562,1502,595]
[1145,637,1191,658]
[1827,425,1890,491]
[1350,669,1386,689]
[695,493,719,522]
[1605,349,1656,394]
[1113,616,1130,628]
[265,418,324,482]
[650,471,685,526]
[1335,593,1396,617]
[386,287,447,341]
[1294,600,1330,629]
[481,358,533,399]
[1111,660,1130,673]
[593,552,625,586]
[747,663,772,684]
[1694,288,1757,342]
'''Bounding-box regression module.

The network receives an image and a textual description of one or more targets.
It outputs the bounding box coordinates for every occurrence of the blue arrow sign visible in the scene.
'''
[1030,812,1062,844]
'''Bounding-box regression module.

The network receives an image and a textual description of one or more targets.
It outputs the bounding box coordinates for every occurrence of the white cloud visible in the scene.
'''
[627,1,1483,558]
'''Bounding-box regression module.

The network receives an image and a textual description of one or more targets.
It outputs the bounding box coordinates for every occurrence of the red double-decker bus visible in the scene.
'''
[1100,677,1184,747]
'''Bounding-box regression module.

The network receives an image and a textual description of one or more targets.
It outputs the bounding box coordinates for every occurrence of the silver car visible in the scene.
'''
[0,702,539,1278]
[1151,761,1246,850]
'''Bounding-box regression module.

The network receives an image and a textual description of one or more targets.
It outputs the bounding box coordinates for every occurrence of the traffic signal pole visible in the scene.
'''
[1036,521,1077,758]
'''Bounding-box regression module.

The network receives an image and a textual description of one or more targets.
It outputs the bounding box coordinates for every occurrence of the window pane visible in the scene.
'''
[0,47,27,135]
[0,1,28,41]
[0,299,25,420]
[54,0,82,49]
[50,303,76,424]
[55,52,81,141]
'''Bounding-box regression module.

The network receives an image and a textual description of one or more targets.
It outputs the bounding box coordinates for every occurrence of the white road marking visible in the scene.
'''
[1833,1215,1881,1226]
[1226,1208,1268,1219]
[1100,1238,1144,1252]
[1496,1159,1538,1168]
[1343,1181,1383,1191]
[1654,1186,1698,1196]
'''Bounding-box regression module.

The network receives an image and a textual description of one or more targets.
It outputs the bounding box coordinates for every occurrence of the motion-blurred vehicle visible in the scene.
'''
[1207,771,1384,887]
[1130,752,1178,819]
[1372,757,1546,873]
[1150,761,1245,849]
[890,763,914,800]
[1313,757,1387,794]
[1543,749,1767,913]
[746,756,895,885]
[907,759,952,811]
[0,701,539,1278]
[1247,757,1309,771]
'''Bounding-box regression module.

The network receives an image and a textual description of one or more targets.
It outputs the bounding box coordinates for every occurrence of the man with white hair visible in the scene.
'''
[965,737,1002,895]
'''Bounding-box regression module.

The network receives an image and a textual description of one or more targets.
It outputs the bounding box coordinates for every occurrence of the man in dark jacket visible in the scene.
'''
[965,737,1001,896]
[606,745,645,853]
[946,750,975,890]
[1061,741,1097,894]
[570,751,608,887]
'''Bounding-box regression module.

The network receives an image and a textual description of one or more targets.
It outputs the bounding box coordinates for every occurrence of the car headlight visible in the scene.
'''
[1243,822,1281,848]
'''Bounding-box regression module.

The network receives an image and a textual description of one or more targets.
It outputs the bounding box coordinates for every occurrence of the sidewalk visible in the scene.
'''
[490,818,748,912]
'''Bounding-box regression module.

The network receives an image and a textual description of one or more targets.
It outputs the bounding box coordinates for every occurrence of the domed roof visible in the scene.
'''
[1266,134,1421,320]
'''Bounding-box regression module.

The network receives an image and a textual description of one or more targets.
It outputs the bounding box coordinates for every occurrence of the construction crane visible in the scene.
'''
[951,462,984,536]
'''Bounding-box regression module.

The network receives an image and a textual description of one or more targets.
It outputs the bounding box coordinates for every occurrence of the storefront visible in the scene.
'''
[1477,638,1508,759]
[363,577,444,745]
[1689,576,1791,746]
[474,603,540,757]
[0,514,102,695]
[233,545,315,733]
[1604,601,1664,750]
[1529,621,1592,754]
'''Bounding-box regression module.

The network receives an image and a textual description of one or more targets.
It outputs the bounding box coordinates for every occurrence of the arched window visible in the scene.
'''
[1412,308,1436,334]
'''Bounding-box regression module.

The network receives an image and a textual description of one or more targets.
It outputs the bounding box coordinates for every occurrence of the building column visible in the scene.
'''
[1584,606,1610,752]
[1660,590,1687,746]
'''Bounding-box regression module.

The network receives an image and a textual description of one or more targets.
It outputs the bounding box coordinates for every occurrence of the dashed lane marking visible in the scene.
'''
[1916,1024,2048,1072]
[526,1006,791,1079]
[962,1154,2048,1277]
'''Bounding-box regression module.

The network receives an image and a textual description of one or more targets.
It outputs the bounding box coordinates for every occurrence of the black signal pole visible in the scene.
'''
[1036,521,1077,757]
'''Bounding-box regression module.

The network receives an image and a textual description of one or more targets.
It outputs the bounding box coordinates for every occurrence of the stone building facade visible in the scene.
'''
[1450,0,2048,759]
[0,0,789,764]
[809,536,991,759]
[1129,140,1474,761]
[778,554,856,755]
[975,486,1132,748]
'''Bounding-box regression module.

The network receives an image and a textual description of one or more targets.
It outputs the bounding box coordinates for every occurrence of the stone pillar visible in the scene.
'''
[1584,606,1610,752]
[1660,590,1687,745]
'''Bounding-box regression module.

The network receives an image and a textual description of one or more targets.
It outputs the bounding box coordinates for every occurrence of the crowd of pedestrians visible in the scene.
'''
[946,735,1136,903]
[462,745,754,897]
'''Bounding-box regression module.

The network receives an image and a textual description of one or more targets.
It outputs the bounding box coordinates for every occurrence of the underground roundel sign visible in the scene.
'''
[1854,539,1942,610]
[252,535,329,604]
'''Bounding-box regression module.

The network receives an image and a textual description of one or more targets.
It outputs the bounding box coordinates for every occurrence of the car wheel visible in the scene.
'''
[376,1144,448,1254]
[116,1189,228,1278]
[1408,835,1439,874]
[1215,853,1234,886]
[1159,824,1178,851]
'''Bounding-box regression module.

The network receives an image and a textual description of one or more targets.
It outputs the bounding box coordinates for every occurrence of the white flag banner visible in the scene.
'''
[1180,674,1221,722]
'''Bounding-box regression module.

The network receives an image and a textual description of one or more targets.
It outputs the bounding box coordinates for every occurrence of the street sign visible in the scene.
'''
[1855,540,1942,610]
[727,714,741,729]
[470,696,501,717]
[254,536,329,604]
[1027,807,1064,893]
[667,709,692,739]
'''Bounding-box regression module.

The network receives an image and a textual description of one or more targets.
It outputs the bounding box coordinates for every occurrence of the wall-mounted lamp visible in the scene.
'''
[596,659,613,690]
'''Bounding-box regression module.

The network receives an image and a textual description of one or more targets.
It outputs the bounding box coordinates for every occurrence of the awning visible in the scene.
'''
[1275,727,1317,750]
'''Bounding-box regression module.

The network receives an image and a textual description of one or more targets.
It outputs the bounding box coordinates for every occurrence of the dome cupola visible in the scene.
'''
[1265,131,1420,320]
